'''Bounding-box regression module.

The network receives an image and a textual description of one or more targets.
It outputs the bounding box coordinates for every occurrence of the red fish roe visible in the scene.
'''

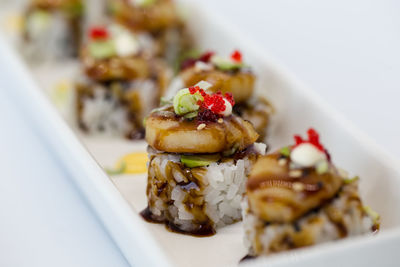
[199,51,214,63]
[293,128,327,154]
[197,109,221,123]
[89,26,109,40]
[230,50,242,63]
[188,86,235,119]
[202,93,227,114]
[224,92,235,106]
[180,51,215,70]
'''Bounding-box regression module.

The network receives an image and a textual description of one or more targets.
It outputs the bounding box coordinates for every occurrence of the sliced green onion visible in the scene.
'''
[160,97,173,106]
[195,80,213,90]
[316,160,329,174]
[173,88,203,116]
[211,56,243,71]
[135,0,156,7]
[89,40,116,59]
[184,111,198,119]
[344,175,359,184]
[363,206,380,224]
[280,146,291,157]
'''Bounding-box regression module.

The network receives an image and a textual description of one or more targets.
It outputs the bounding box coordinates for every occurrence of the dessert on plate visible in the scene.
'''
[141,81,267,235]
[242,129,380,256]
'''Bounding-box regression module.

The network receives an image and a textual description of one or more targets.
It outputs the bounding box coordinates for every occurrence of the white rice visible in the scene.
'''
[81,86,132,137]
[147,145,265,232]
[79,79,158,137]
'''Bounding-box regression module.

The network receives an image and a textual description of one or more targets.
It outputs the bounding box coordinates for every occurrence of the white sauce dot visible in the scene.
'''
[290,143,326,168]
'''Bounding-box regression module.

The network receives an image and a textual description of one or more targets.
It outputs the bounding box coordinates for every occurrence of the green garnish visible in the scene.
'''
[211,56,243,71]
[173,88,203,116]
[181,154,219,168]
[160,97,173,106]
[363,206,380,224]
[184,111,198,119]
[280,146,291,157]
[344,175,359,184]
[135,0,156,7]
[63,1,84,17]
[89,40,116,59]
[316,160,329,174]
[28,10,51,32]
[105,161,126,175]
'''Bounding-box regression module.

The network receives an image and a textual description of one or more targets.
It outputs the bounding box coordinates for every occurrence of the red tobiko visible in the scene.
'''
[230,50,242,63]
[293,128,325,152]
[189,86,235,118]
[180,51,214,70]
[89,26,109,40]
[198,51,214,63]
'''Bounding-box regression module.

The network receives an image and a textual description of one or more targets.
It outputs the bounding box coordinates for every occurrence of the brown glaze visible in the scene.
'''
[144,153,216,235]
[180,65,255,104]
[145,109,259,153]
[246,152,343,223]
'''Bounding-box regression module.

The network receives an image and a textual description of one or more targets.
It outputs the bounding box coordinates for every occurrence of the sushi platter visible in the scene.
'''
[1,0,400,266]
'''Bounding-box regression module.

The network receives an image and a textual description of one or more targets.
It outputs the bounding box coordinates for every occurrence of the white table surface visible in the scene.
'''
[0,0,399,266]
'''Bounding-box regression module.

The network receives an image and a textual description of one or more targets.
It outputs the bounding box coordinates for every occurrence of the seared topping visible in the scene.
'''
[145,110,259,153]
[246,129,346,223]
[179,53,255,103]
[247,153,343,223]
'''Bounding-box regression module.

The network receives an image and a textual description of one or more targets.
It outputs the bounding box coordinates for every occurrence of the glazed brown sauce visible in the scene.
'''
[140,206,215,237]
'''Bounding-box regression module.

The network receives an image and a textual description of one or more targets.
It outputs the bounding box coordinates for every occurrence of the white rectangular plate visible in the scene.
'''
[1,1,400,266]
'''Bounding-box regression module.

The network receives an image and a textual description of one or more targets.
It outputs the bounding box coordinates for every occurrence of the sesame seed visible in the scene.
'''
[289,170,302,178]
[278,158,287,166]
[292,182,305,191]
[197,123,206,130]
[218,118,224,123]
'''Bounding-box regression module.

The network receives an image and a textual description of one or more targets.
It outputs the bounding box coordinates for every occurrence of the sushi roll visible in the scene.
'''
[242,129,379,256]
[108,0,193,65]
[141,81,267,235]
[22,0,84,61]
[76,24,171,139]
[171,50,272,140]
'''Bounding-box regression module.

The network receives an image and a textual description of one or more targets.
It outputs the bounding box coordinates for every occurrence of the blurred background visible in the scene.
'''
[0,0,399,266]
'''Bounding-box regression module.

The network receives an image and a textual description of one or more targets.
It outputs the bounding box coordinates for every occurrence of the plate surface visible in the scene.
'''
[1,1,400,266]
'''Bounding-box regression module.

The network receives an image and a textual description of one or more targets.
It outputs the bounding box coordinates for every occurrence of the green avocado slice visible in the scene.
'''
[180,154,220,168]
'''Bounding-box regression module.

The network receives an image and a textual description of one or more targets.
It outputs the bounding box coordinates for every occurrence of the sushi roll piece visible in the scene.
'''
[76,24,171,139]
[141,81,267,235]
[108,0,193,65]
[243,129,380,256]
[22,0,84,61]
[171,50,272,140]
